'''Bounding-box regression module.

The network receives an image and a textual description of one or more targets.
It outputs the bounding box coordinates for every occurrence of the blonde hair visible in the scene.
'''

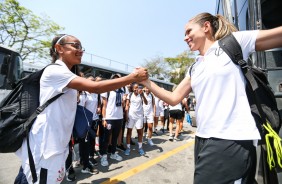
[190,12,238,40]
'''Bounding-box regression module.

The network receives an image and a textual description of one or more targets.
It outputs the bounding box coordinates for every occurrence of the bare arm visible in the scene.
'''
[255,26,282,51]
[140,76,192,106]
[67,68,148,93]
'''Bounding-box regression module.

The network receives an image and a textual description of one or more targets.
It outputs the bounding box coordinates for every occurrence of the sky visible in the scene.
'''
[17,0,216,72]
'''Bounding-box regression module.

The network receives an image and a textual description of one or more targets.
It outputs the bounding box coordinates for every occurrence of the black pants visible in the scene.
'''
[88,119,99,157]
[194,136,257,184]
[65,141,73,171]
[99,119,123,155]
[78,138,91,169]
[14,167,48,184]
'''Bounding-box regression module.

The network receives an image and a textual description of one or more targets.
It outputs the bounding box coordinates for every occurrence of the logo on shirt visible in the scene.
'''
[56,167,65,182]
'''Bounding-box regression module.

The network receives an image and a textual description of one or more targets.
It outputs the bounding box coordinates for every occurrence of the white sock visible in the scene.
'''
[138,142,142,149]
[127,144,130,149]
[95,137,99,144]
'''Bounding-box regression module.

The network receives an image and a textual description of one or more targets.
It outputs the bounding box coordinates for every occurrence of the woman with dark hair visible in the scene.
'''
[15,34,148,184]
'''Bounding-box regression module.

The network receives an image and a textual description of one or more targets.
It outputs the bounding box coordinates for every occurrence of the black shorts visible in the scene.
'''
[169,109,183,120]
[194,137,257,184]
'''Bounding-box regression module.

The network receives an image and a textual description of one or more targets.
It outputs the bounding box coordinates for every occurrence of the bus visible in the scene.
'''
[216,0,282,183]
[0,45,23,101]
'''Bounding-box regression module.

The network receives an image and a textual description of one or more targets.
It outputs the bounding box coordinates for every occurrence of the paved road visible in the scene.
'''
[0,113,197,184]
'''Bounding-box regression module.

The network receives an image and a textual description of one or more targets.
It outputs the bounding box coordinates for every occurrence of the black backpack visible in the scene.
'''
[0,64,63,183]
[218,34,282,171]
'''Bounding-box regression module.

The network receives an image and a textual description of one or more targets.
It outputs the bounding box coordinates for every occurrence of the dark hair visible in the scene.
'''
[84,73,95,78]
[110,73,122,79]
[49,34,68,63]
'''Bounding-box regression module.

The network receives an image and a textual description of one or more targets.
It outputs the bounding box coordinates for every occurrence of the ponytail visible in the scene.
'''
[190,13,237,41]
[49,34,68,63]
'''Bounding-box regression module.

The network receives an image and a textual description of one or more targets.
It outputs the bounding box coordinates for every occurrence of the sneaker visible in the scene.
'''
[116,144,126,151]
[81,165,99,174]
[138,148,145,156]
[66,168,76,182]
[100,155,109,167]
[153,131,158,136]
[168,135,174,141]
[110,153,123,161]
[124,148,130,156]
[174,137,181,142]
[72,160,80,168]
[148,139,154,146]
[89,157,98,166]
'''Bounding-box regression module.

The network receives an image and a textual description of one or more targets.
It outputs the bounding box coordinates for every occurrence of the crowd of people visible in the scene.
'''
[65,73,193,182]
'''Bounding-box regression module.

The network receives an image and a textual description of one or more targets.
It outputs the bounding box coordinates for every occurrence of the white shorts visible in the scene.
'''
[155,109,164,117]
[22,153,66,184]
[144,114,154,124]
[127,116,144,129]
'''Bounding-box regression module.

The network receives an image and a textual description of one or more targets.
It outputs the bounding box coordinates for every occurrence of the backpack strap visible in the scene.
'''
[189,61,197,77]
[218,34,267,123]
[25,93,63,183]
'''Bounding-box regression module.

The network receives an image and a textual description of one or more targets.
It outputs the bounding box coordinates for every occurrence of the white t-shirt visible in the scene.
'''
[189,31,261,140]
[101,91,124,120]
[154,95,164,111]
[127,93,144,119]
[169,103,182,111]
[16,60,77,170]
[143,93,154,116]
[79,92,100,120]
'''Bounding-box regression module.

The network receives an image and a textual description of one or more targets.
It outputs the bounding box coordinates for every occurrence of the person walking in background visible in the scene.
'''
[153,95,165,134]
[140,12,282,183]
[83,73,101,168]
[168,102,183,142]
[163,101,170,131]
[77,90,99,175]
[99,73,125,167]
[143,86,156,146]
[14,34,148,184]
[124,83,148,156]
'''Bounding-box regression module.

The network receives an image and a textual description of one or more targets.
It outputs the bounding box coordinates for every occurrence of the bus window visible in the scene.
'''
[12,55,22,82]
[0,53,6,88]
[92,70,110,79]
[265,50,282,68]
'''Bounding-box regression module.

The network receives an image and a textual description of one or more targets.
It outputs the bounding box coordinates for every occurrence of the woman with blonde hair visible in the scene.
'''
[141,12,282,183]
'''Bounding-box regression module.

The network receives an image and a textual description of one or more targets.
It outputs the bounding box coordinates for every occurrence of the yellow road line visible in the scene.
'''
[101,140,195,184]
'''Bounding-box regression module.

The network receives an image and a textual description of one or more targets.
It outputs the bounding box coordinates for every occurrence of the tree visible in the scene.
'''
[0,0,64,62]
[165,50,195,84]
[142,56,170,81]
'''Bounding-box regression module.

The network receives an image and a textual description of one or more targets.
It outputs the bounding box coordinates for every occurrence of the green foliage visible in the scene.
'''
[142,56,170,81]
[165,50,195,84]
[0,0,64,62]
[142,51,195,85]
